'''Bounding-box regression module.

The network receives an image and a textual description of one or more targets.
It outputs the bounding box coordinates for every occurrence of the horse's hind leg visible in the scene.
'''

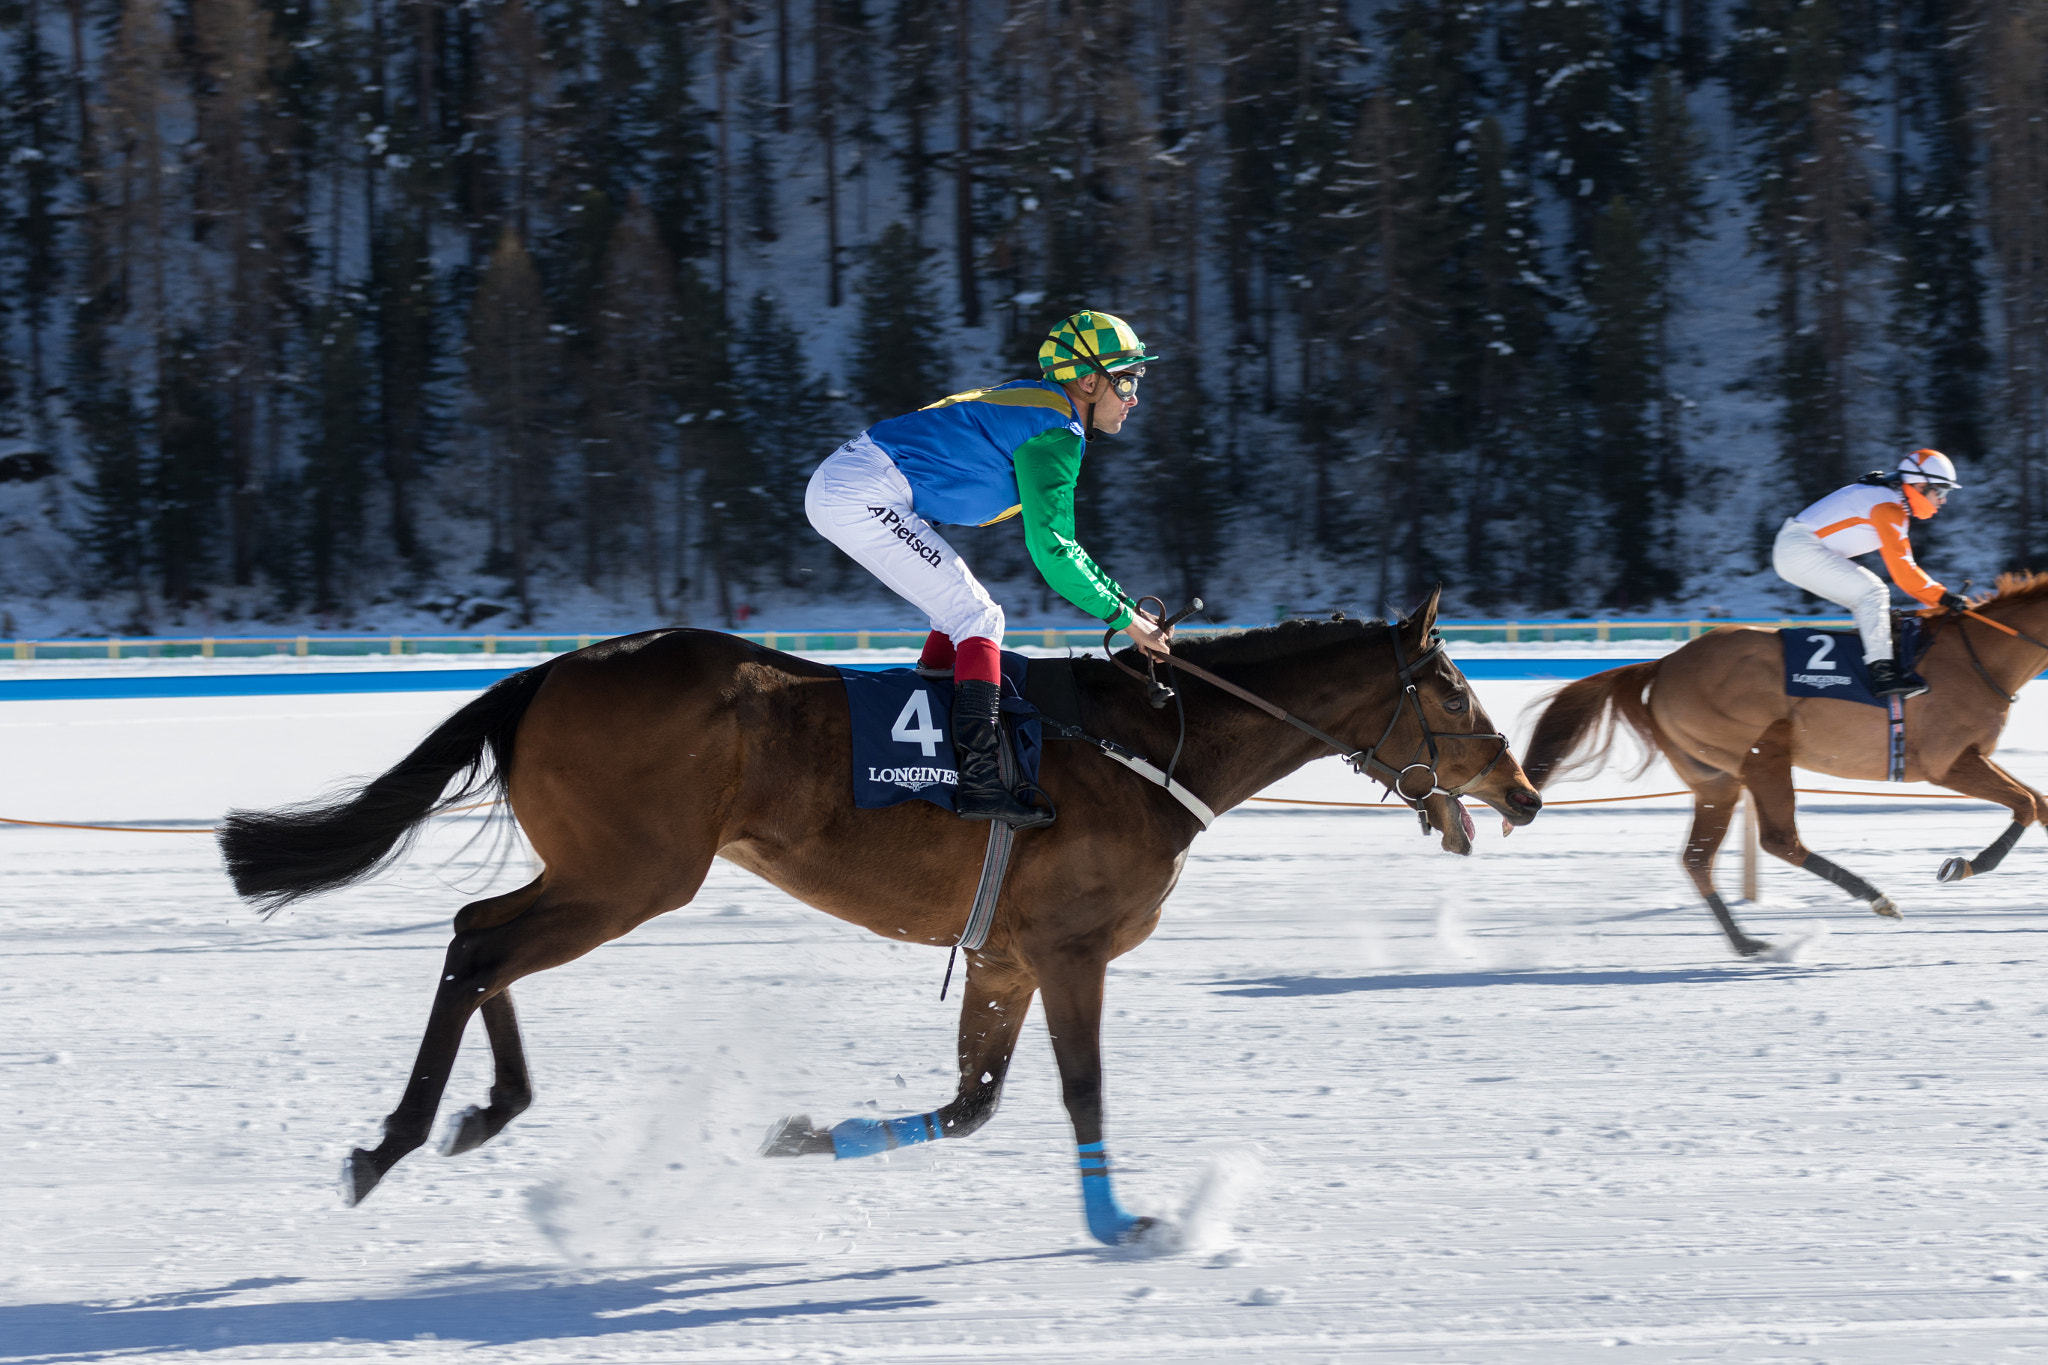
[344,935,503,1205]
[1743,721,1900,920]
[762,953,1038,1158]
[436,881,544,1157]
[1680,772,1770,957]
[1932,747,2043,883]
[345,877,663,1205]
[441,991,532,1156]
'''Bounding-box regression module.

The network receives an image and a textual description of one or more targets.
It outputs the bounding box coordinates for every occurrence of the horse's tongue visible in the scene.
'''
[1501,816,1514,838]
[1459,804,1475,843]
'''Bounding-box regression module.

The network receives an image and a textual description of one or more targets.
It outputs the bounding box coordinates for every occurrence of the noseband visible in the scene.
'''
[1110,619,1511,812]
[1355,627,1512,805]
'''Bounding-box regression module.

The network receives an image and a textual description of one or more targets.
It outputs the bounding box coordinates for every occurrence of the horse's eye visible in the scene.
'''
[1443,695,1468,714]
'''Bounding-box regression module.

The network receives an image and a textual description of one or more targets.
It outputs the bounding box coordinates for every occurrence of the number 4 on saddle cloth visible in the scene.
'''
[838,650,1045,812]
[1781,615,1928,782]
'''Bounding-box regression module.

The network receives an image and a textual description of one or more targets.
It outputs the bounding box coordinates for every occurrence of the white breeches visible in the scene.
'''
[805,435,1006,644]
[1773,517,1892,662]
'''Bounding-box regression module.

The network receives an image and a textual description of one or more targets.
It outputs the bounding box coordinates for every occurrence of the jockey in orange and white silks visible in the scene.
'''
[1772,448,1966,698]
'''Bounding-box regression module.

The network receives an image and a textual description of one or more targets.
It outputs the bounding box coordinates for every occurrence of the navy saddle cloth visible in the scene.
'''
[838,650,1043,811]
[1781,617,1926,707]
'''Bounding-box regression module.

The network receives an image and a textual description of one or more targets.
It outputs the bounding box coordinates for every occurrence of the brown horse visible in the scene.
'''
[218,587,1542,1247]
[1524,574,2048,957]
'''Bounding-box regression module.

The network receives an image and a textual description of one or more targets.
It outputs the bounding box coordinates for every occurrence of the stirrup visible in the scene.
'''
[957,796,1054,830]
[955,775,1054,829]
[1868,660,1928,699]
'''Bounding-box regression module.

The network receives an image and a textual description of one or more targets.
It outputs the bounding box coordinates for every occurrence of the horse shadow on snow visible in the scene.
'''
[0,1255,1089,1360]
[1209,964,1837,996]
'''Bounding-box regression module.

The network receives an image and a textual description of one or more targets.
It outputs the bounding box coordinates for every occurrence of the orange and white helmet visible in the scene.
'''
[1898,448,1960,488]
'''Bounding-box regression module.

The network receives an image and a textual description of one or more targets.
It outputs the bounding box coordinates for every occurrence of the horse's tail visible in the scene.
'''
[217,661,559,914]
[1522,660,1664,791]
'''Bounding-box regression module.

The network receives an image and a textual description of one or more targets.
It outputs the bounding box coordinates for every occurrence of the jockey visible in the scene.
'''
[1772,448,1966,699]
[806,310,1172,828]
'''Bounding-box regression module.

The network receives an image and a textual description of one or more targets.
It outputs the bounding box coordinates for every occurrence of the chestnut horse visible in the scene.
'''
[1524,574,2048,957]
[218,588,1541,1247]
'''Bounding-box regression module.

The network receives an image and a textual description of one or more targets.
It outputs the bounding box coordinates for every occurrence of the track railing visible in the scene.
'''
[2,618,1856,663]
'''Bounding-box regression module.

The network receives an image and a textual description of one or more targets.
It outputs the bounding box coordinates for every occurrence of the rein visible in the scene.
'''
[1951,609,2038,706]
[1927,605,2048,707]
[1105,614,1510,809]
[1963,606,2048,654]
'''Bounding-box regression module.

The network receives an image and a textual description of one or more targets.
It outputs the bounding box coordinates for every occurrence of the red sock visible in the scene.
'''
[918,630,956,671]
[954,636,1000,686]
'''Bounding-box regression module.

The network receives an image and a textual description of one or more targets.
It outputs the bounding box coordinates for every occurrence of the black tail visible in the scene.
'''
[217,661,559,914]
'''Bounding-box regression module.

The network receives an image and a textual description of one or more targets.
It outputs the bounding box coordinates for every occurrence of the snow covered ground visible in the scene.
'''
[7,672,2048,1362]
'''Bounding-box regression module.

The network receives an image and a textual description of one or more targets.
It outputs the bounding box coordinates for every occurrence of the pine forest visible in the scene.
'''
[0,0,2043,635]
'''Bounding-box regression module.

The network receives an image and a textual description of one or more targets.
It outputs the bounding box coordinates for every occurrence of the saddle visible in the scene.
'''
[845,655,1208,996]
[1779,616,1928,782]
[839,654,1050,990]
[837,652,1044,812]
[1780,615,1928,708]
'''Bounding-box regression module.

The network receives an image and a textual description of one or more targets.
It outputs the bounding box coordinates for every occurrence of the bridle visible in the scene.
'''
[1106,607,1512,811]
[1949,606,2048,706]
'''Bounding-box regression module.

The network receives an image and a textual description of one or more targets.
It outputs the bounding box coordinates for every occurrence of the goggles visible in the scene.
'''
[1106,366,1145,399]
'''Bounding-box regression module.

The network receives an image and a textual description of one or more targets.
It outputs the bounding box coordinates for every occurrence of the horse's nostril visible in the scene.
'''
[1511,789,1542,809]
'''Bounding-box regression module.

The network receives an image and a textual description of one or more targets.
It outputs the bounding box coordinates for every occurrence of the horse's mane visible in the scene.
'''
[1172,615,1391,668]
[1967,571,2048,611]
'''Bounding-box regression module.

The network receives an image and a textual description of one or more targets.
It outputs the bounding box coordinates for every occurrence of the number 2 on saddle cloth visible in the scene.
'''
[1780,615,1928,781]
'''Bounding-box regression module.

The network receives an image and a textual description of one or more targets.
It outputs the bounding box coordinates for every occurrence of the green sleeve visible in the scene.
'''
[1013,429,1136,631]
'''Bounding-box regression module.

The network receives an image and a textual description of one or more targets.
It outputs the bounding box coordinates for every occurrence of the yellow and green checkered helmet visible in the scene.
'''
[1038,310,1157,383]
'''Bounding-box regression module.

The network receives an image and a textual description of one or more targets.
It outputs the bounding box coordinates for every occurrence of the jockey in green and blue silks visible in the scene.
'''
[800,309,1174,1247]
[805,310,1172,830]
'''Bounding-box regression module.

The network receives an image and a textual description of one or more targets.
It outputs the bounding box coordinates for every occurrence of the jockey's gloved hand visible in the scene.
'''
[1938,590,1968,613]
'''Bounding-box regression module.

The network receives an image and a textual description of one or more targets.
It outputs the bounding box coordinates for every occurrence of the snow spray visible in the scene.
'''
[524,1006,862,1264]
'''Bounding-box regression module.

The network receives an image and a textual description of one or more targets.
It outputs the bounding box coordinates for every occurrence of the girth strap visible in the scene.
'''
[942,718,1023,1000]
[1042,718,1217,829]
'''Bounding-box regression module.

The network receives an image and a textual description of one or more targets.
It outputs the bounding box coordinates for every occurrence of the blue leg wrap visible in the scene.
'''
[1076,1141,1144,1246]
[829,1110,943,1160]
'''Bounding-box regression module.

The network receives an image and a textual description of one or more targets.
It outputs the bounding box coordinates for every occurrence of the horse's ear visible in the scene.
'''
[1403,584,1443,639]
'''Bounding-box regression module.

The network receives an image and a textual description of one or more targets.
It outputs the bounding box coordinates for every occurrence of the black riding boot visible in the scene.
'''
[1867,658,1928,699]
[951,679,1053,830]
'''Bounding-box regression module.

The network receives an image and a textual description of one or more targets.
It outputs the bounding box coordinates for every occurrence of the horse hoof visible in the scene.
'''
[1121,1215,1161,1247]
[759,1115,834,1158]
[440,1105,487,1157]
[1735,938,1772,958]
[1936,857,1971,884]
[340,1149,382,1207]
[1870,895,1903,919]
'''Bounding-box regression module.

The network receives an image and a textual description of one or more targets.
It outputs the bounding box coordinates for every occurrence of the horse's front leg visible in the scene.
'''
[761,955,1037,1158]
[1932,747,2043,882]
[1678,771,1769,957]
[1039,947,1155,1248]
